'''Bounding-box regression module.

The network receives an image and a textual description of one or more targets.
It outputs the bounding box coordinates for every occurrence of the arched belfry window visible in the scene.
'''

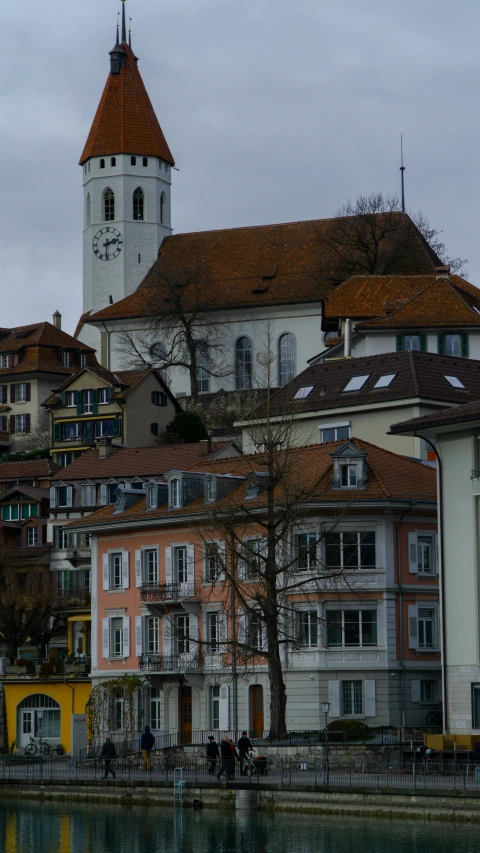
[133,188,144,221]
[160,192,167,225]
[86,193,91,227]
[236,337,253,390]
[278,333,296,386]
[104,188,115,222]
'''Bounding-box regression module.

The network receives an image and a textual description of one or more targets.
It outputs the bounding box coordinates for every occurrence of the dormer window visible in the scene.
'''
[170,478,181,509]
[330,442,367,490]
[147,484,158,510]
[80,354,87,368]
[205,477,216,503]
[62,352,70,368]
[340,464,357,487]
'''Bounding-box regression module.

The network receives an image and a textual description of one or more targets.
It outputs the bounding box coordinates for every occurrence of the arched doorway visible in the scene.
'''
[249,685,264,737]
[18,694,61,748]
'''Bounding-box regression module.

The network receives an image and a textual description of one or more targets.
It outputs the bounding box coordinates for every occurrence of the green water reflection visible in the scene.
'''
[0,800,479,853]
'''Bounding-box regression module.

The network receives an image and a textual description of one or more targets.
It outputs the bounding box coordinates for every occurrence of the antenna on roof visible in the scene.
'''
[400,134,406,213]
[121,0,127,44]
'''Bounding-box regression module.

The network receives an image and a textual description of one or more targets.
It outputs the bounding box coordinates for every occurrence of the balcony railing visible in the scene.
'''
[139,651,203,673]
[55,590,91,609]
[140,582,202,603]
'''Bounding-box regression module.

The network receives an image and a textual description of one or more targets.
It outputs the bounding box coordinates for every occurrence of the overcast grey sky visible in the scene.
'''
[1,0,478,335]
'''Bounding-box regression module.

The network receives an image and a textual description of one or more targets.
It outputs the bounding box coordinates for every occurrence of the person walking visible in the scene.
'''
[237,731,253,776]
[141,725,155,771]
[217,736,235,780]
[206,736,220,776]
[100,737,116,779]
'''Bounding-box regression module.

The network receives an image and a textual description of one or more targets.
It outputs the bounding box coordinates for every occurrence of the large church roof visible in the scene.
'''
[80,42,174,166]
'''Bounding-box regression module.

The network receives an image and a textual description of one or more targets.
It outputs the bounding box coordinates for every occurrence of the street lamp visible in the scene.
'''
[321,701,330,786]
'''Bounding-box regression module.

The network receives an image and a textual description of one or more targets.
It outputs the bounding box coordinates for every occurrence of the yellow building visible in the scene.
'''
[3,678,91,754]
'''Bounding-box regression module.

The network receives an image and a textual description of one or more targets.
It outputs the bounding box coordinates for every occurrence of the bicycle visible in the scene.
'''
[25,736,64,756]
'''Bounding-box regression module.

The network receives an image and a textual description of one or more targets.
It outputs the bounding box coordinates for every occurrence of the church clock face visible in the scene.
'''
[93,227,123,261]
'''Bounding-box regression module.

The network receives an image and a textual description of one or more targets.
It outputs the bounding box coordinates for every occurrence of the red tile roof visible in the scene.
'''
[0,322,96,378]
[86,214,439,324]
[0,459,60,482]
[80,44,174,166]
[358,277,480,330]
[390,398,480,434]
[53,443,221,481]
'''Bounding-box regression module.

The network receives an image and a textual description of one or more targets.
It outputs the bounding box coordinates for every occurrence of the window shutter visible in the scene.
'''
[437,334,445,355]
[100,484,107,506]
[365,680,376,717]
[10,385,15,404]
[396,335,404,352]
[122,551,130,589]
[165,547,173,584]
[76,391,83,415]
[217,540,226,581]
[122,616,130,658]
[411,680,421,703]
[237,611,246,647]
[25,383,31,402]
[9,415,15,434]
[92,388,98,414]
[135,616,143,656]
[102,617,110,659]
[60,392,66,408]
[189,613,199,644]
[219,684,229,730]
[1,385,6,404]
[408,604,419,649]
[54,423,62,441]
[187,544,195,584]
[135,550,142,587]
[461,333,469,358]
[420,334,427,353]
[161,393,168,407]
[328,681,340,717]
[219,610,228,653]
[408,532,418,574]
[151,391,156,404]
[66,486,73,508]
[49,487,56,509]
[163,617,172,657]
[25,414,31,434]
[114,418,122,437]
[102,554,109,590]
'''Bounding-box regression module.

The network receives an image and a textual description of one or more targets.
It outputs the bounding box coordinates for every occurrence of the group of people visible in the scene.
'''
[100,726,156,778]
[206,731,254,780]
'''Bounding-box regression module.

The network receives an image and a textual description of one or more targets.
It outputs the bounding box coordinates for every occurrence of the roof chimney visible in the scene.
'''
[53,311,62,330]
[435,265,450,281]
[199,439,212,456]
[97,437,113,460]
[344,319,352,358]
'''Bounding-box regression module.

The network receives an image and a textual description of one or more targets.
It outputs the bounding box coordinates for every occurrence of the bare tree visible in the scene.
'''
[117,261,232,397]
[0,553,59,663]
[411,210,468,276]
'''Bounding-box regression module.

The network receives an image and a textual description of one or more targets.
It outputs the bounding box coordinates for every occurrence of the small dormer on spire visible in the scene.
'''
[109,22,126,75]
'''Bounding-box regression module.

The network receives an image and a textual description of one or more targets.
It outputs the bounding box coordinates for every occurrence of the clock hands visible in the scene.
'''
[103,237,119,259]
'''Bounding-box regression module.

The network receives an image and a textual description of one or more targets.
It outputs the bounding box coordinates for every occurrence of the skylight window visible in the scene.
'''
[294,386,314,400]
[444,375,466,389]
[373,373,396,389]
[342,375,370,393]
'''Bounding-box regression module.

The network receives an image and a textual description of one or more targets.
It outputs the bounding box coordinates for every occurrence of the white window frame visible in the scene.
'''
[319,422,351,444]
[81,484,96,506]
[408,603,439,651]
[408,531,437,576]
[99,388,109,404]
[83,390,93,414]
[297,609,318,648]
[27,527,38,547]
[324,530,376,571]
[170,478,181,509]
[146,616,159,654]
[293,532,318,571]
[203,541,225,583]
[173,546,188,583]
[143,548,158,585]
[326,608,378,648]
[62,352,70,367]
[342,680,364,716]
[16,384,27,403]
[80,354,87,368]
[207,611,220,653]
[66,391,76,408]
[174,613,190,655]
[16,414,28,434]
[111,618,124,657]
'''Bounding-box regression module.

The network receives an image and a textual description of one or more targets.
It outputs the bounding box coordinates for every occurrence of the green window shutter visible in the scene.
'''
[92,389,98,415]
[1,507,8,521]
[114,419,122,437]
[76,391,83,415]
[461,333,469,358]
[437,334,445,355]
[420,334,427,352]
[151,390,156,405]
[396,335,404,352]
[60,392,66,408]
[54,423,62,441]
[108,387,115,401]
[161,393,168,407]
[31,504,38,518]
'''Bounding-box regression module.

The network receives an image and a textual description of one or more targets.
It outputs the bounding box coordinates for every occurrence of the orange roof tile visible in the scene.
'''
[80,44,174,165]
[0,322,97,378]
[0,459,60,482]
[358,278,480,330]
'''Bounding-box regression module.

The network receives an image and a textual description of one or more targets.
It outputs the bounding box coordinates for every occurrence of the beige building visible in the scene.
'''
[239,350,480,461]
[43,365,180,467]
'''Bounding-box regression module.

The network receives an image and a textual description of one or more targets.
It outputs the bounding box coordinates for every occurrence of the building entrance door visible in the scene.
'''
[250,685,264,737]
[180,687,192,744]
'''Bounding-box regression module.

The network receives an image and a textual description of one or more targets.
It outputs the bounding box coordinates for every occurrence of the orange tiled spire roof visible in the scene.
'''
[80,3,174,166]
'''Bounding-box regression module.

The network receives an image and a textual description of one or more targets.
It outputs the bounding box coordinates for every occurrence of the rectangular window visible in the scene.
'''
[16,414,28,434]
[211,685,220,729]
[16,384,27,403]
[326,610,377,647]
[340,464,357,487]
[27,527,38,546]
[248,612,263,651]
[173,547,188,583]
[2,505,19,521]
[196,343,210,393]
[298,610,318,647]
[95,420,115,438]
[175,614,190,655]
[294,533,317,571]
[81,484,96,505]
[207,612,220,652]
[83,390,93,414]
[418,608,435,649]
[321,426,350,443]
[445,334,461,357]
[472,685,480,728]
[114,691,124,729]
[99,388,109,404]
[21,503,37,520]
[111,619,124,658]
[108,483,119,503]
[245,539,263,580]
[152,391,167,406]
[56,486,68,507]
[171,478,181,508]
[147,616,159,654]
[417,535,435,574]
[64,422,81,440]
[205,542,221,582]
[325,531,376,571]
[0,355,11,368]
[342,680,363,715]
[404,335,420,351]
[150,689,161,730]
[80,354,87,368]
[144,549,158,584]
[63,352,70,367]
[66,391,76,408]
[109,553,123,590]
[205,478,216,503]
[420,680,437,703]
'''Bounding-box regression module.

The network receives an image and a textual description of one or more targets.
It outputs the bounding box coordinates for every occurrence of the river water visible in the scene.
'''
[0,800,478,852]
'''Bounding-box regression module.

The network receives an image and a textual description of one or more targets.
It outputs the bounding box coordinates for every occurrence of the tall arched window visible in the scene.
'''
[160,192,167,225]
[18,694,60,746]
[100,159,105,169]
[104,188,115,222]
[236,337,253,390]
[133,188,144,221]
[86,193,91,227]
[278,333,296,386]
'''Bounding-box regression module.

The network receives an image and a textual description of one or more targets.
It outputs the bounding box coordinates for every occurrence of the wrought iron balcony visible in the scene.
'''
[139,651,203,673]
[140,581,202,604]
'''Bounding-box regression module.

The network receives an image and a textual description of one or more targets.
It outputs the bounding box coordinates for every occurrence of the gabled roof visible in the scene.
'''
[358,277,480,330]
[86,214,439,324]
[52,443,227,481]
[322,273,479,329]
[390,398,480,434]
[248,351,480,419]
[0,486,49,503]
[0,459,60,482]
[80,43,174,165]
[0,322,96,378]
[67,438,437,532]
[42,366,180,410]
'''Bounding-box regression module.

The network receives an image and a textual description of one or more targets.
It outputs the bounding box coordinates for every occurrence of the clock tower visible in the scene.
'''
[78,1,175,354]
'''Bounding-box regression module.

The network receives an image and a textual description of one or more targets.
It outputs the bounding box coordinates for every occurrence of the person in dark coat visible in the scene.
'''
[237,731,253,776]
[100,737,116,779]
[217,737,238,780]
[140,725,155,770]
[206,736,220,775]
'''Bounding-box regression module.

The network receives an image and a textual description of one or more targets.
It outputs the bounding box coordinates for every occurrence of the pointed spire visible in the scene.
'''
[400,134,406,213]
[121,0,127,44]
[129,18,132,49]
